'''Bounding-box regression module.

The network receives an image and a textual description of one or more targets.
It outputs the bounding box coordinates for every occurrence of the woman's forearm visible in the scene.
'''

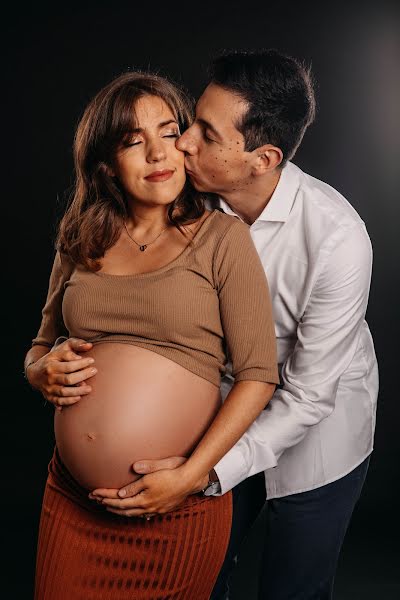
[181,380,275,485]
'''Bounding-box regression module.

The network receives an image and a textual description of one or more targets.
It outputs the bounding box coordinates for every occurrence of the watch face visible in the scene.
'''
[204,481,221,496]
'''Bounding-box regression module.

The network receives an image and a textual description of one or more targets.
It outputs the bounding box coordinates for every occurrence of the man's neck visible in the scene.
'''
[220,169,282,225]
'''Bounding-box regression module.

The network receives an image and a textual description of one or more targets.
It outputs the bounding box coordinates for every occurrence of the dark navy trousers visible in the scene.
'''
[211,456,370,600]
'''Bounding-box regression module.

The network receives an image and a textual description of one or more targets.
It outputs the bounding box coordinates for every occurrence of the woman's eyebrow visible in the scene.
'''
[130,120,179,134]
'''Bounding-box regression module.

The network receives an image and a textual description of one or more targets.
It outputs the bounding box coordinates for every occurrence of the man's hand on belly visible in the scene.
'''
[89,457,209,516]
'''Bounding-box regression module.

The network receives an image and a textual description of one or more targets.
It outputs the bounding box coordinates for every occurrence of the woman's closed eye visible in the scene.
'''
[123,134,143,147]
[162,129,180,139]
[125,131,180,147]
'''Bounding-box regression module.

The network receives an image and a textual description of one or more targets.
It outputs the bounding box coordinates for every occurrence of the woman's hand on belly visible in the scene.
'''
[90,460,208,517]
[29,337,96,410]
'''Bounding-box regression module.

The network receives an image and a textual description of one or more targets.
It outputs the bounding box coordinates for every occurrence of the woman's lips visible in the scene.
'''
[144,170,174,182]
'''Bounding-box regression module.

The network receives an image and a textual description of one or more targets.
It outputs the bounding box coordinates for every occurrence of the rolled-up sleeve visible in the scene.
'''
[214,220,279,385]
[31,251,73,347]
[214,223,373,494]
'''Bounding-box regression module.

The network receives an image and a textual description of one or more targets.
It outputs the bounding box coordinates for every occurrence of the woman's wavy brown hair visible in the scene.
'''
[57,71,208,270]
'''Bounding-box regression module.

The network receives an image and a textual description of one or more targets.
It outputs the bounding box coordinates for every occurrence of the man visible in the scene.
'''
[32,50,379,599]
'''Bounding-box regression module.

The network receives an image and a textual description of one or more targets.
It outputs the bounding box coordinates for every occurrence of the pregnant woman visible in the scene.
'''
[24,71,279,599]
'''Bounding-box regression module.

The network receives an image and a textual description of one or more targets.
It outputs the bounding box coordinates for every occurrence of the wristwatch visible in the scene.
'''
[202,469,221,496]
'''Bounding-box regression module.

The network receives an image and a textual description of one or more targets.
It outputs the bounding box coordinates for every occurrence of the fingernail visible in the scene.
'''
[88,358,95,364]
[135,462,144,470]
[118,489,126,497]
[91,368,97,374]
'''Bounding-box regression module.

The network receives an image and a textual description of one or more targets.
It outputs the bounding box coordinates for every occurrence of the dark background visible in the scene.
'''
[4,1,400,597]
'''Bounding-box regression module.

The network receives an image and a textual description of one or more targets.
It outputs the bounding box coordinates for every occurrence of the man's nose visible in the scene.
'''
[176,130,197,155]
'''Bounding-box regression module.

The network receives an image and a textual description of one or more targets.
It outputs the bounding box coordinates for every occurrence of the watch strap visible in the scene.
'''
[202,469,221,496]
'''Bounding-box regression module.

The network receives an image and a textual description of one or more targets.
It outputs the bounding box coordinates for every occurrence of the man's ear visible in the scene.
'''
[252,144,283,175]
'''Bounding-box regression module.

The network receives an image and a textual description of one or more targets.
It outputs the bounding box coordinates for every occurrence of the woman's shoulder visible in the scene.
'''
[208,208,248,233]
[208,209,251,246]
[57,250,77,276]
[188,209,250,254]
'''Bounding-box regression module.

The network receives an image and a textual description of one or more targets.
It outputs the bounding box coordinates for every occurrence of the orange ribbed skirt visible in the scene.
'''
[35,449,232,600]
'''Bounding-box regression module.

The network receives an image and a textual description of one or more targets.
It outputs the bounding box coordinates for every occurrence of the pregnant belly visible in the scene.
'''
[54,343,221,491]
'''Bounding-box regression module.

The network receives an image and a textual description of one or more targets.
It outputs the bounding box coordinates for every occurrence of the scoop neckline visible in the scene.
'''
[95,209,219,279]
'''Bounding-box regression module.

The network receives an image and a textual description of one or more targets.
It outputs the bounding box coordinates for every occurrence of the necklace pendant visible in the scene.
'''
[139,245,147,252]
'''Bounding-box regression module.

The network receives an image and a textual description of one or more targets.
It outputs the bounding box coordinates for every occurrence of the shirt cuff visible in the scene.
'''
[212,436,278,495]
[212,446,252,495]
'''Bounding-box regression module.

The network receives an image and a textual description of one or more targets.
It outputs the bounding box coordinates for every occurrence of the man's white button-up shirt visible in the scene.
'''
[214,161,379,499]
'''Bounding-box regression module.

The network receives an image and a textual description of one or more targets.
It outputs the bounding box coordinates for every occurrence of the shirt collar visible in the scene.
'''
[218,161,301,224]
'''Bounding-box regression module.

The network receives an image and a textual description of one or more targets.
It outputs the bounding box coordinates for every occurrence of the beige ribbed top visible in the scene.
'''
[32,210,279,387]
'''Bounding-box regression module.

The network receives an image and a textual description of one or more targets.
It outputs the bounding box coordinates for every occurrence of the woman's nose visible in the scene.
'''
[147,141,166,163]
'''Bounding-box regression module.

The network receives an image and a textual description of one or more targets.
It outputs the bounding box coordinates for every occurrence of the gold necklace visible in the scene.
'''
[123,221,168,252]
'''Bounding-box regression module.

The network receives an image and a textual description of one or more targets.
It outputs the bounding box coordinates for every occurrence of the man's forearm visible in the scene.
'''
[181,380,275,487]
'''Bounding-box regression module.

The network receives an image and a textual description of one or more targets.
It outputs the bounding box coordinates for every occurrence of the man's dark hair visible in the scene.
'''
[209,49,316,166]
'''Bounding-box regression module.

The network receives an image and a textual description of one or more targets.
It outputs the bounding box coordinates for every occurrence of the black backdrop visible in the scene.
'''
[4,1,400,597]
